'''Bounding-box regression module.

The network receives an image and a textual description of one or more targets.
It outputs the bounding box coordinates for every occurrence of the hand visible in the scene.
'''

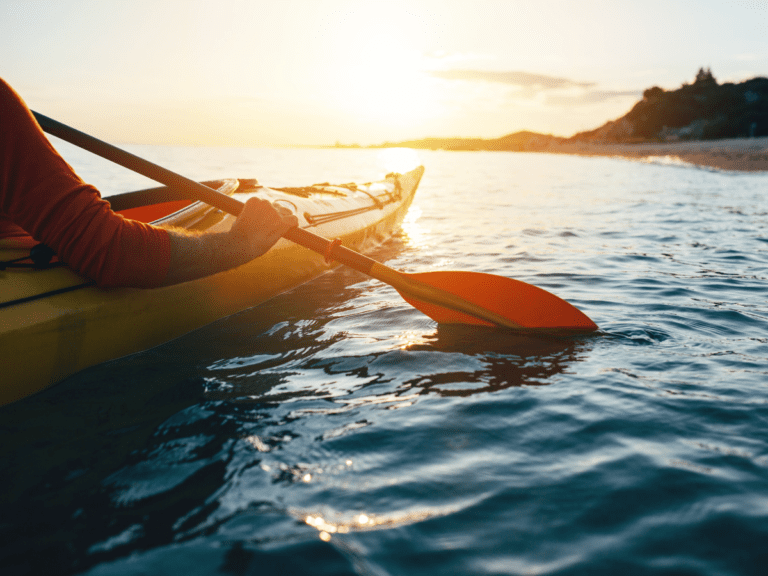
[228,198,299,260]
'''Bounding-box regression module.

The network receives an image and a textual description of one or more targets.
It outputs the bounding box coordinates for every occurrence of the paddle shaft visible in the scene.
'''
[32,112,526,330]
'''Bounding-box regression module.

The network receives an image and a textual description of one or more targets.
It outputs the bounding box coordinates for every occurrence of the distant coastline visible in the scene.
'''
[334,70,768,172]
[544,136,768,172]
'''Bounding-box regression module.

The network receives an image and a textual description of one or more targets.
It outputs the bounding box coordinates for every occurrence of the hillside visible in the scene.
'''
[362,69,768,151]
[573,68,768,143]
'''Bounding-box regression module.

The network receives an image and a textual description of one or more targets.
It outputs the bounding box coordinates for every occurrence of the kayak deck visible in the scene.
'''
[0,166,424,405]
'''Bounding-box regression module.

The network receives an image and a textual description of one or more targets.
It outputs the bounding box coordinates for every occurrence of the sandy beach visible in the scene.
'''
[545,137,768,171]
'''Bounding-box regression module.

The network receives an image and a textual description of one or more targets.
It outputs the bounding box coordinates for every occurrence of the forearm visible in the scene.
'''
[160,197,298,286]
[161,228,253,286]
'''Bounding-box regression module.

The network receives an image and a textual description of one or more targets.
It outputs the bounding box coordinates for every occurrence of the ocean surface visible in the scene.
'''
[2,144,768,575]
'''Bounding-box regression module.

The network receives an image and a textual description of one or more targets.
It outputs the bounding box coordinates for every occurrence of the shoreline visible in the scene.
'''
[543,137,768,172]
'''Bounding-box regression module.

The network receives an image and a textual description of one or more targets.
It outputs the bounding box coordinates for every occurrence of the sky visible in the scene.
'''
[2,0,767,147]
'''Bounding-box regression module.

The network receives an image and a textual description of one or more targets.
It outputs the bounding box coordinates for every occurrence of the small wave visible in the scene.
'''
[603,325,672,345]
[641,155,698,169]
[639,155,737,173]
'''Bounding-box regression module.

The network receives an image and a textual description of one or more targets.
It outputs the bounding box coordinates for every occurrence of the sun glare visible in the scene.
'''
[314,6,444,137]
[322,44,442,135]
[377,147,422,174]
[340,49,439,127]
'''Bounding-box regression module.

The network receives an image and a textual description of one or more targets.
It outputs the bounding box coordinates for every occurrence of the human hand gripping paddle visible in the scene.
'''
[32,112,597,334]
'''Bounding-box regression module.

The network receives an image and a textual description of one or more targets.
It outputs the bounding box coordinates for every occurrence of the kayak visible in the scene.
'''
[0,166,424,406]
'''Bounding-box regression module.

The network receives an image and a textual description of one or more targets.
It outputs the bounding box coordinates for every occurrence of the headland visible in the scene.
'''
[349,69,768,171]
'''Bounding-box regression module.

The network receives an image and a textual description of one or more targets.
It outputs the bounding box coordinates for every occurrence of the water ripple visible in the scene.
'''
[3,151,768,576]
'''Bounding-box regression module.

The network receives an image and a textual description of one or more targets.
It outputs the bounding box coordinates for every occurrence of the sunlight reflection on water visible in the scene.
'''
[376,147,423,175]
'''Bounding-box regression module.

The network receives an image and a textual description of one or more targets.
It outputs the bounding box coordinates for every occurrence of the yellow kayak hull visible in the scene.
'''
[0,166,424,405]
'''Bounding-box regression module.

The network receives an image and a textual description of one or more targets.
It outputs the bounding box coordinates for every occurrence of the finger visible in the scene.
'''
[272,203,294,218]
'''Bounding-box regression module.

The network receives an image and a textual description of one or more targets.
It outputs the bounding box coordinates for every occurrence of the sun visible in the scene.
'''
[312,5,444,136]
[331,45,440,129]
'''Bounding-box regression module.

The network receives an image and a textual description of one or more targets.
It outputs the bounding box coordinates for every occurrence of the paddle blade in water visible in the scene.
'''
[398,271,598,333]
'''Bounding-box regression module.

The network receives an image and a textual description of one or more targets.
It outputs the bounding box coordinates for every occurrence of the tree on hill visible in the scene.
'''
[643,86,664,101]
[694,67,717,87]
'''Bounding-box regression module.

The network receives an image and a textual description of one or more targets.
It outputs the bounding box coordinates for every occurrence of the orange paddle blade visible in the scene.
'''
[398,271,598,333]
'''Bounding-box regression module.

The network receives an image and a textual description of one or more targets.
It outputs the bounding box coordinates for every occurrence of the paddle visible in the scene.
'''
[32,111,597,333]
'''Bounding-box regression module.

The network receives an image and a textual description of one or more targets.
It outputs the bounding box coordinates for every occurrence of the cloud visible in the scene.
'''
[429,69,642,108]
[545,89,641,105]
[430,69,595,90]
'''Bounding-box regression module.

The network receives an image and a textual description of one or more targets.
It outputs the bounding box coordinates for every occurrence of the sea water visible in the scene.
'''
[1,145,767,575]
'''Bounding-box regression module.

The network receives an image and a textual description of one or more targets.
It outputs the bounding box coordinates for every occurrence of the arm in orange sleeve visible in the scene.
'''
[1,78,297,288]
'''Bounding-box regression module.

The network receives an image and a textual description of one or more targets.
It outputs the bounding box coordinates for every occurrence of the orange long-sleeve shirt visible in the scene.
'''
[0,78,170,288]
